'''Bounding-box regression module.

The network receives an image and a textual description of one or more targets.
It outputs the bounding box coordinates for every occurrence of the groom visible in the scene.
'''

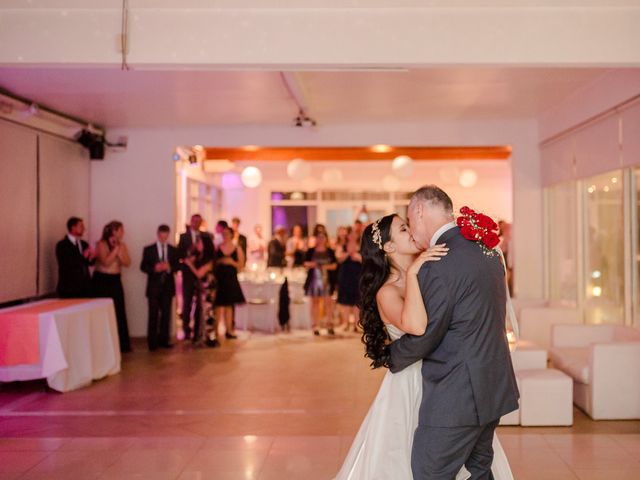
[388,185,519,480]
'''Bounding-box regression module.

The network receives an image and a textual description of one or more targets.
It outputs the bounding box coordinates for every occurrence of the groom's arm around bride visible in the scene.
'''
[386,185,519,480]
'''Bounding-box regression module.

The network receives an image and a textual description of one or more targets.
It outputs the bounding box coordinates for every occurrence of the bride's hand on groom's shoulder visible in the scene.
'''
[408,244,449,276]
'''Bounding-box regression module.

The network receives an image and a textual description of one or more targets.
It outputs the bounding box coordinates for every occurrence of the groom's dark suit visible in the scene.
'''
[389,226,519,480]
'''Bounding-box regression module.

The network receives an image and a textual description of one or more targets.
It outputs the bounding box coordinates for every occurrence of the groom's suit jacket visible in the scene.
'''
[389,226,519,427]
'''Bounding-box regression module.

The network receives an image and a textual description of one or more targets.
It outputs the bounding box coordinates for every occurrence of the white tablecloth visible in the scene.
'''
[0,299,121,392]
[236,279,312,333]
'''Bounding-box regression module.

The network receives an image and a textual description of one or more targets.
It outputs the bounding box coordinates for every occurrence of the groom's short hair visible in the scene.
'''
[410,185,453,214]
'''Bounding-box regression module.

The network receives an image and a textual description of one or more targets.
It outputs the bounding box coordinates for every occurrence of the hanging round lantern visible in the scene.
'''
[458,169,478,188]
[392,155,414,178]
[287,158,311,181]
[322,168,343,183]
[382,175,401,192]
[241,166,263,188]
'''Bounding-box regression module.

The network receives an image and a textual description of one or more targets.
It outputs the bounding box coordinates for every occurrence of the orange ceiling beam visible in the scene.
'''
[203,146,511,162]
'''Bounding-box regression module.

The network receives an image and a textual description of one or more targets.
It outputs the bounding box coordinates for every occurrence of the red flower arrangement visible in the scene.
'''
[456,206,501,255]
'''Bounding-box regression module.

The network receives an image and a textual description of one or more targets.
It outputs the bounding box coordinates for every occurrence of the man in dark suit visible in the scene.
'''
[56,217,94,298]
[231,217,247,258]
[177,214,214,340]
[141,224,179,351]
[389,185,519,480]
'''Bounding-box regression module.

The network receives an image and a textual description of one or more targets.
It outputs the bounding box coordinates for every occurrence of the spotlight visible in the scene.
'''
[75,128,105,160]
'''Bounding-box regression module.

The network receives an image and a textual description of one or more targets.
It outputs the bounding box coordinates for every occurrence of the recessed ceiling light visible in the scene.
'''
[371,144,393,153]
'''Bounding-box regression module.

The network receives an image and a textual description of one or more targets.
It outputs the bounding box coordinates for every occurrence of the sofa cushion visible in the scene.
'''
[549,347,590,385]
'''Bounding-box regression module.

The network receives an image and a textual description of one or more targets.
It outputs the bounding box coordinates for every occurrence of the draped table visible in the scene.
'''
[235,269,312,333]
[0,298,121,392]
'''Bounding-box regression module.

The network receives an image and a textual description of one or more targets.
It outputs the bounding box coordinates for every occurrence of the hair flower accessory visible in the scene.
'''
[457,206,500,256]
[371,219,383,250]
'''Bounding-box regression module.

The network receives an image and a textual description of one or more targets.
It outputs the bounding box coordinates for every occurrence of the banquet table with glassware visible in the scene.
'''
[235,268,312,333]
[0,298,121,392]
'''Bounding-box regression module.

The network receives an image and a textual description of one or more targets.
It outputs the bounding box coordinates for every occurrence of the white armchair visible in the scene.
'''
[520,306,580,350]
[550,324,640,420]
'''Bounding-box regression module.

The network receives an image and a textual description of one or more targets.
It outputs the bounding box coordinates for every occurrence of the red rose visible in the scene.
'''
[460,206,471,215]
[482,232,500,249]
[460,225,477,241]
[476,214,497,231]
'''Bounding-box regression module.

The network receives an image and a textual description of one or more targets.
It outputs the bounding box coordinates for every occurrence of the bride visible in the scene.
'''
[336,214,513,480]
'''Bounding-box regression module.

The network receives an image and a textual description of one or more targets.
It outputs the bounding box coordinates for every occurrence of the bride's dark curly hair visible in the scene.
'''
[358,214,397,369]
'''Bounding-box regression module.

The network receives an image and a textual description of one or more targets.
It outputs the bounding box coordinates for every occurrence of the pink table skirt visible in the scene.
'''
[0,299,88,367]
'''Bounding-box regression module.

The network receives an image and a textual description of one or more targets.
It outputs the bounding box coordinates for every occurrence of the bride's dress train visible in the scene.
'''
[336,324,514,480]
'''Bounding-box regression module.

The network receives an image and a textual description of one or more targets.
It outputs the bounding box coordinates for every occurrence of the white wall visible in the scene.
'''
[92,119,542,336]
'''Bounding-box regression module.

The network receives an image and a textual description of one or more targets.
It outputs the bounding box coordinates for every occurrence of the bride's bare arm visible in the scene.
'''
[377,245,449,336]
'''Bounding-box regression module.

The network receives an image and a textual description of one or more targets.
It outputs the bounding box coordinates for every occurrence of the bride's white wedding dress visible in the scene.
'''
[336,323,514,480]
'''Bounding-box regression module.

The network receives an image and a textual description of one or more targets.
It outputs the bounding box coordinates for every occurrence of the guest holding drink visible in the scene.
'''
[286,224,307,267]
[304,232,337,336]
[140,224,179,351]
[336,229,362,332]
[93,220,132,353]
[214,227,246,340]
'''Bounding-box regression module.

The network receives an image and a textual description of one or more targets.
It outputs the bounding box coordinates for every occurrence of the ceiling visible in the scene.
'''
[3,0,636,8]
[0,67,615,128]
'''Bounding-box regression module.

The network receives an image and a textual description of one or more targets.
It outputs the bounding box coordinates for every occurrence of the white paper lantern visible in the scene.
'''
[382,175,400,192]
[322,168,343,183]
[458,169,478,188]
[287,158,311,181]
[392,155,414,178]
[241,166,263,188]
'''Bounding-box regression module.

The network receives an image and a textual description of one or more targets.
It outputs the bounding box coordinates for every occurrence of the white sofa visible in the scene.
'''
[550,324,640,420]
[520,306,581,351]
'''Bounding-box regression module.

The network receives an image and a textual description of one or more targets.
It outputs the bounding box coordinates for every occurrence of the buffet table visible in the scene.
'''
[0,298,121,392]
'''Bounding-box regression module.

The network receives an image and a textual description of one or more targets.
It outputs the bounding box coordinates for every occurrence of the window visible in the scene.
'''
[583,170,625,324]
[547,181,578,304]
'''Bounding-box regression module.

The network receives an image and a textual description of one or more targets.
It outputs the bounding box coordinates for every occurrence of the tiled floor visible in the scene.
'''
[1,330,639,479]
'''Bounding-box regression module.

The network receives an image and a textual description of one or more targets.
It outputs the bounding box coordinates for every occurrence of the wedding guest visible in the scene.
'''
[214,226,246,341]
[307,223,328,249]
[336,229,362,332]
[178,214,214,340]
[56,216,94,298]
[93,221,132,353]
[231,217,248,258]
[267,226,288,268]
[304,232,337,336]
[286,223,307,267]
[140,225,179,351]
[353,219,364,240]
[214,219,229,249]
[248,224,267,263]
[181,236,213,344]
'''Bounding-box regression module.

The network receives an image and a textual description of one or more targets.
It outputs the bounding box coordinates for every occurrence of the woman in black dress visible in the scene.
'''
[214,226,246,339]
[337,229,362,332]
[304,232,337,336]
[93,221,132,353]
[286,224,307,267]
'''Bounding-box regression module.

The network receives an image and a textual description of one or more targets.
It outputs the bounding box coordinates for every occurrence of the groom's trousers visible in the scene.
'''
[411,419,499,480]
